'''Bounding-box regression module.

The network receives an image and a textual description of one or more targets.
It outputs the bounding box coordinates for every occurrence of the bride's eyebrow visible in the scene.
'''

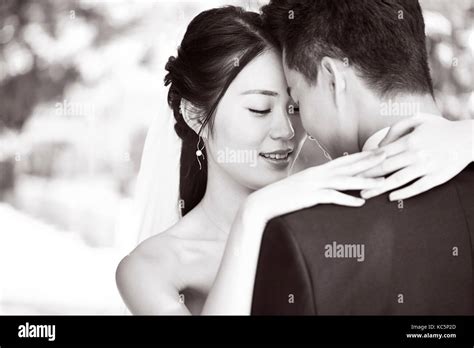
[240,89,278,96]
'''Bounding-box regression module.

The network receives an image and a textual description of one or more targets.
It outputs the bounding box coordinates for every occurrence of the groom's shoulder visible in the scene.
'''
[453,162,474,187]
[269,162,474,239]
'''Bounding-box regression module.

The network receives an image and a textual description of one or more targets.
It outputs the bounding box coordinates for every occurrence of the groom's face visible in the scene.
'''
[282,57,340,157]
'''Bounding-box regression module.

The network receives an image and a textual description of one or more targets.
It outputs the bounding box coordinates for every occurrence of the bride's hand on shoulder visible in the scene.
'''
[242,150,387,225]
[360,114,473,201]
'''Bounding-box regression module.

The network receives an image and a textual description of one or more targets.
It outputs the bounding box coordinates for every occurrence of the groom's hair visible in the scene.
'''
[261,0,434,97]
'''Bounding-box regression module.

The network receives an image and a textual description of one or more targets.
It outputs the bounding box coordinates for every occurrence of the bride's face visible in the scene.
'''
[205,49,306,190]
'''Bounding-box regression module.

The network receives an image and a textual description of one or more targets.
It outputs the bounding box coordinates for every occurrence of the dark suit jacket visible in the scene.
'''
[251,163,474,315]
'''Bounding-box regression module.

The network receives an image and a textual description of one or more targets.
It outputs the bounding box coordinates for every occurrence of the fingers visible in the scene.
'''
[316,189,366,207]
[388,175,449,201]
[358,152,417,178]
[340,151,386,175]
[302,151,384,178]
[327,150,376,168]
[327,176,385,191]
[378,115,427,147]
[376,136,410,159]
[360,165,424,199]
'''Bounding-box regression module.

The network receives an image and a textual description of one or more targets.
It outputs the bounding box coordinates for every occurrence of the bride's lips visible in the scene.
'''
[259,148,294,169]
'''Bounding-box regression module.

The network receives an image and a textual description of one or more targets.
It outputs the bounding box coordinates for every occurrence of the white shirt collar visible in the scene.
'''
[362,127,390,151]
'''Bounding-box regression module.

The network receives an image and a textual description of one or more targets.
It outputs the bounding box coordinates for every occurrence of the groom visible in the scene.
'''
[251,0,474,314]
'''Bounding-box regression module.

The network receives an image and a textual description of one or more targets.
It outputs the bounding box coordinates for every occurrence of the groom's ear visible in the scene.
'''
[320,57,346,106]
[181,99,208,138]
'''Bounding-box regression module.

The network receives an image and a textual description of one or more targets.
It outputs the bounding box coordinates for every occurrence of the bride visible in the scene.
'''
[116,6,473,315]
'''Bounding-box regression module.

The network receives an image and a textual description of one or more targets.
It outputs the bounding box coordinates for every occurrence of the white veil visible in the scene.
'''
[119,89,181,315]
[133,87,182,244]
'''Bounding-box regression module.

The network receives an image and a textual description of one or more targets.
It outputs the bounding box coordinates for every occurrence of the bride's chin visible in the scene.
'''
[260,168,291,183]
[245,170,288,190]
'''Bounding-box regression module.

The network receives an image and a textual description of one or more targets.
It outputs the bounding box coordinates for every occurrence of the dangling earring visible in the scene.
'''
[196,135,205,170]
[181,99,205,169]
[179,99,185,115]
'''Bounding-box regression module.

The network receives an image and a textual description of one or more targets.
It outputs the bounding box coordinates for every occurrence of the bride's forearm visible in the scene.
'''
[201,199,267,315]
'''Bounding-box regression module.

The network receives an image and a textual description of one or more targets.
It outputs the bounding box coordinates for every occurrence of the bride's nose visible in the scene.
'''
[269,107,295,141]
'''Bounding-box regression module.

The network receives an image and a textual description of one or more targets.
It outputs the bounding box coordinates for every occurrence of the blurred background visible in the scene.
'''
[0,0,473,314]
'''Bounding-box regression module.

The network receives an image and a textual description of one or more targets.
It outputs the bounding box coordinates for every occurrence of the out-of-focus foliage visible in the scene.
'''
[421,0,474,120]
[0,0,142,130]
[0,0,149,200]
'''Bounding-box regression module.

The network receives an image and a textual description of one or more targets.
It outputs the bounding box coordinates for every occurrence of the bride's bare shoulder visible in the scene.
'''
[115,211,223,314]
[117,220,190,284]
[128,211,203,261]
[115,221,195,314]
[132,228,180,260]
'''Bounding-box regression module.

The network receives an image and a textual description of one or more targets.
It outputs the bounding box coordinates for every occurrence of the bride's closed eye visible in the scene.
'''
[248,108,271,115]
[242,93,274,116]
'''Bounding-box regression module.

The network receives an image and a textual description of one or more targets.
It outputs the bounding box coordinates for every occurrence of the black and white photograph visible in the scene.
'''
[0,0,473,345]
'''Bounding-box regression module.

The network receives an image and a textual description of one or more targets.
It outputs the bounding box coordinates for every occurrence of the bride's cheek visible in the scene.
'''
[215,113,265,152]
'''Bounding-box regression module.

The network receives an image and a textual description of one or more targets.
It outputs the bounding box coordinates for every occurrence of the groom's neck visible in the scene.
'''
[357,92,441,150]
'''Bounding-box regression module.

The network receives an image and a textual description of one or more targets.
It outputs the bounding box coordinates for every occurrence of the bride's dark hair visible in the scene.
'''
[164,6,277,216]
